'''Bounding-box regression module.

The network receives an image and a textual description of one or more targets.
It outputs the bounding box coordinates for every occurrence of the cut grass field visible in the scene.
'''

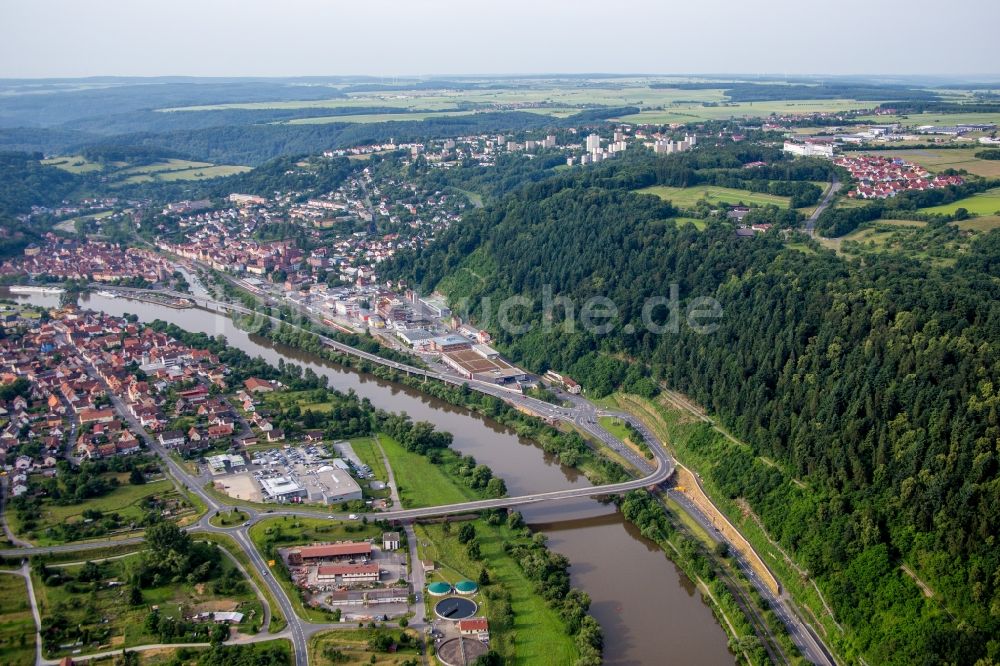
[378,434,477,508]
[674,216,707,229]
[854,111,1000,127]
[847,148,1000,179]
[159,84,729,114]
[0,574,36,666]
[955,214,1000,232]
[636,185,790,209]
[41,155,106,173]
[347,437,388,484]
[286,110,475,124]
[417,521,578,665]
[120,164,251,184]
[32,552,263,658]
[616,98,875,124]
[919,187,1000,216]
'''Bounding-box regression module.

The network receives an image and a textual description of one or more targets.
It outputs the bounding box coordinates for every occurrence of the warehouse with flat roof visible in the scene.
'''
[442,347,526,384]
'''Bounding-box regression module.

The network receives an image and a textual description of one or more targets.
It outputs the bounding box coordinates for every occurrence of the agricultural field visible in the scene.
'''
[118,163,250,184]
[615,98,875,124]
[0,574,36,666]
[854,111,1000,127]
[636,185,790,209]
[919,187,1000,216]
[41,155,108,173]
[954,215,1000,231]
[159,83,731,114]
[32,551,263,659]
[848,148,1000,178]
[287,110,475,124]
[41,155,252,182]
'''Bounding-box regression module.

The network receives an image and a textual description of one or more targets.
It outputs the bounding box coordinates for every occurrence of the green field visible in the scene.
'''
[855,111,1000,127]
[955,214,1000,232]
[616,98,874,124]
[347,437,389,484]
[41,155,107,173]
[287,110,475,124]
[920,187,1000,216]
[32,552,263,658]
[120,164,250,184]
[847,148,1000,179]
[674,216,707,229]
[418,521,579,665]
[636,185,790,208]
[158,83,730,114]
[0,574,35,666]
[378,434,477,508]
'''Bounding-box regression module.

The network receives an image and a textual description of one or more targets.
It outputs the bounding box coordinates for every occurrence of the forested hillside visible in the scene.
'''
[385,163,1000,664]
[0,152,81,257]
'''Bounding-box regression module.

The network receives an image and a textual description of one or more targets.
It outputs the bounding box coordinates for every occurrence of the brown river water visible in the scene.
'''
[8,288,733,665]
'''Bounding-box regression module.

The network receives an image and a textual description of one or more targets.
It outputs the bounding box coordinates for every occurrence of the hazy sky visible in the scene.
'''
[2,0,998,78]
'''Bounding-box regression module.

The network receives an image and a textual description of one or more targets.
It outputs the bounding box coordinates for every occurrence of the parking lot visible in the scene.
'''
[211,443,371,506]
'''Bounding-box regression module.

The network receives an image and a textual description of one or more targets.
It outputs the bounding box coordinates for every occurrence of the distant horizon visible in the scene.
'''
[3,0,997,79]
[1,72,998,85]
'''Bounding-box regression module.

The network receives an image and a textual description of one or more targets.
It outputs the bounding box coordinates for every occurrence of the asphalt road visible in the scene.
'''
[805,176,842,236]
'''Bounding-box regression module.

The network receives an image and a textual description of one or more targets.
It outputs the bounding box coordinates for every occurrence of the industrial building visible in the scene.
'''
[305,465,364,504]
[316,563,380,584]
[441,346,526,384]
[288,541,372,565]
[783,139,835,158]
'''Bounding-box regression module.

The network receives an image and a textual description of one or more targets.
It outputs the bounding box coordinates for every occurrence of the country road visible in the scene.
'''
[805,175,842,236]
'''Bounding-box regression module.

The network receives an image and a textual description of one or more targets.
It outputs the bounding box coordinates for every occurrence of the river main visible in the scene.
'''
[11,289,733,665]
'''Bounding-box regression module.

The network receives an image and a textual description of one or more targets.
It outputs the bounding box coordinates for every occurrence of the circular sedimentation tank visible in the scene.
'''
[434,596,478,620]
[437,637,488,666]
[427,581,452,596]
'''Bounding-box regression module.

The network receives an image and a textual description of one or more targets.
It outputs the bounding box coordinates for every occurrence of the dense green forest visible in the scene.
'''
[384,158,1000,664]
[0,152,82,257]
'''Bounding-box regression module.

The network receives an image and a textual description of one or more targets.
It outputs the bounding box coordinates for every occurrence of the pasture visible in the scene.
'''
[954,215,1000,232]
[919,187,1000,216]
[636,185,790,208]
[855,111,1000,127]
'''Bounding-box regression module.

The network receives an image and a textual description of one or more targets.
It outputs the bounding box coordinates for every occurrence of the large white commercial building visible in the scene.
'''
[783,140,835,158]
[260,476,307,502]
